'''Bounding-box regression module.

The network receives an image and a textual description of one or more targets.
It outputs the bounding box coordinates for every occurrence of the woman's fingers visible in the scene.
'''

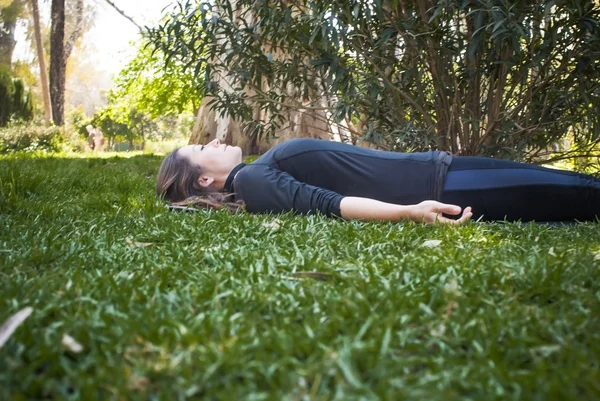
[457,207,473,224]
[436,206,473,225]
[435,202,462,216]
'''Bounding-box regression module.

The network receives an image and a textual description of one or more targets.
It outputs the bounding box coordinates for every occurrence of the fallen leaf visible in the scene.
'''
[125,237,153,248]
[128,375,150,391]
[262,219,282,231]
[62,334,84,353]
[421,239,441,248]
[430,323,446,338]
[0,307,33,349]
[531,344,561,357]
[444,279,461,295]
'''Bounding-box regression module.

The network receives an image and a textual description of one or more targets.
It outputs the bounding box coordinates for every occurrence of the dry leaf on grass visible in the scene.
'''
[262,219,282,231]
[0,307,33,349]
[128,375,150,391]
[62,334,84,353]
[444,279,462,295]
[421,239,442,248]
[125,237,153,248]
[430,323,446,338]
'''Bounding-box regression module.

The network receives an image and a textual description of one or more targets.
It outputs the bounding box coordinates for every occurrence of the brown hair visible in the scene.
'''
[156,149,244,213]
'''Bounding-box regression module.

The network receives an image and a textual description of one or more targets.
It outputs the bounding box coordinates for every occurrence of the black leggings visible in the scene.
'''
[441,156,600,222]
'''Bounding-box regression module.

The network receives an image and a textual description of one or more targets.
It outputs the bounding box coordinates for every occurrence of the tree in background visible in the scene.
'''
[84,104,183,152]
[49,0,83,126]
[127,109,159,151]
[12,78,34,121]
[0,67,16,125]
[101,38,202,148]
[0,67,34,126]
[111,39,203,119]
[29,0,51,124]
[152,0,600,163]
[0,0,26,69]
[89,106,133,151]
[151,0,345,154]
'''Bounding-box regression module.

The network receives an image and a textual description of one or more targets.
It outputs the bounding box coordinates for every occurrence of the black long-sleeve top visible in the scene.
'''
[224,138,453,217]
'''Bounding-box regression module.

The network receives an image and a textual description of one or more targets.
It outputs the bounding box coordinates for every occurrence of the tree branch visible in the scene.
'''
[104,0,143,32]
[64,0,84,61]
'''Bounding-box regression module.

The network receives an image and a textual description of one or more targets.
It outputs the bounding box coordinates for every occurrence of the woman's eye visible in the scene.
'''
[201,145,205,151]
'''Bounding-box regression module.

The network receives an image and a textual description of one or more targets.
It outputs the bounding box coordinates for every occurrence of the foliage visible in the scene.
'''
[91,105,134,148]
[83,104,194,152]
[150,0,600,162]
[0,153,600,398]
[0,122,66,153]
[66,105,90,138]
[0,0,27,69]
[158,112,196,141]
[12,79,34,121]
[128,109,160,149]
[0,66,34,127]
[0,0,25,23]
[110,38,204,119]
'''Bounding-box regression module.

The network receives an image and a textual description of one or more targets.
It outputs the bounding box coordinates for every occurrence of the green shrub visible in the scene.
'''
[12,79,34,121]
[0,66,34,127]
[0,123,67,154]
[0,67,15,126]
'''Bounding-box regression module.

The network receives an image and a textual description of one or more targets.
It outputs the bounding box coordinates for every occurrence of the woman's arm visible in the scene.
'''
[340,197,473,225]
[235,166,472,224]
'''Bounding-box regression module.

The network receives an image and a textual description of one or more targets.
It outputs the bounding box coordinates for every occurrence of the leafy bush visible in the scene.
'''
[151,0,600,161]
[0,66,34,127]
[0,123,67,154]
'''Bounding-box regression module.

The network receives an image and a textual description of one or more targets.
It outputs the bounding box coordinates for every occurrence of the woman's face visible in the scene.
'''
[178,139,243,177]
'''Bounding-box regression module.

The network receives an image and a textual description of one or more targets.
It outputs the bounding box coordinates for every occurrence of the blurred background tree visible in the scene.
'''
[110,38,203,119]
[151,0,600,163]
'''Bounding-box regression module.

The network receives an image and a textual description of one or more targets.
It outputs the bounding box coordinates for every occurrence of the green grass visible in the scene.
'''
[1,153,599,400]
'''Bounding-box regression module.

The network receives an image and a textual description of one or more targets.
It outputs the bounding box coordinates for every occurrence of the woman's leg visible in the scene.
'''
[441,156,600,222]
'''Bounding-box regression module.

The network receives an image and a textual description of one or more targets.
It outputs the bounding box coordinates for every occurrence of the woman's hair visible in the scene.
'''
[156,149,244,213]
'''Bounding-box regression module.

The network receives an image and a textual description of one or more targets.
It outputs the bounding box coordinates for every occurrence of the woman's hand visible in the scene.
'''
[410,201,473,225]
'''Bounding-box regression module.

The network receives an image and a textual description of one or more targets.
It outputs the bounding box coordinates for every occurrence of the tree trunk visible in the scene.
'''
[29,0,52,124]
[50,0,65,126]
[189,1,332,153]
[190,93,333,154]
[64,0,84,61]
[49,0,84,126]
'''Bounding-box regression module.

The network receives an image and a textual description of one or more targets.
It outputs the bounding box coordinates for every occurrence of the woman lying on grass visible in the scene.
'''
[156,138,600,224]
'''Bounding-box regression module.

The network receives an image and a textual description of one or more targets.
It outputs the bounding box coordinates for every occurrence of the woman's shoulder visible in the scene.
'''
[271,138,357,156]
[249,138,335,164]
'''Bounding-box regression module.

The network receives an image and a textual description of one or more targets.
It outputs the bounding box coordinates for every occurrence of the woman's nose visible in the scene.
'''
[211,139,220,147]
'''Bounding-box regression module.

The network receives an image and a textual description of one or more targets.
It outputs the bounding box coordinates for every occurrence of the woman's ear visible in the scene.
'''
[197,175,215,188]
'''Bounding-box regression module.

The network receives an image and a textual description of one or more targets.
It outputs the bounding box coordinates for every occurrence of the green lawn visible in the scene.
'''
[1,153,599,400]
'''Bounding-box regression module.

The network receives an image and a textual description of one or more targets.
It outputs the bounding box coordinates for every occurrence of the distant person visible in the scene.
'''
[156,138,600,224]
[86,125,96,152]
[94,127,105,152]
